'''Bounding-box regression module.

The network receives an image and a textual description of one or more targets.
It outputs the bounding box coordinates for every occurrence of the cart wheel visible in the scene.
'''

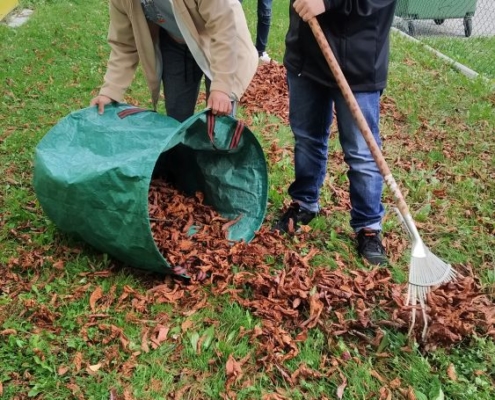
[434,19,445,25]
[464,17,473,37]
[407,21,416,36]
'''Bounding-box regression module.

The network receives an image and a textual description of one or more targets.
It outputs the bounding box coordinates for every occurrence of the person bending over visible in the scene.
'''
[91,0,258,122]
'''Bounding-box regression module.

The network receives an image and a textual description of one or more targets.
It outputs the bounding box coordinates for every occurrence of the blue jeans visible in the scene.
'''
[255,0,272,55]
[239,0,272,55]
[287,71,385,232]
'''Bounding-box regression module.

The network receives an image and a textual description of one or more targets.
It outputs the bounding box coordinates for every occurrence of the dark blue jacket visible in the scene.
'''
[284,0,397,91]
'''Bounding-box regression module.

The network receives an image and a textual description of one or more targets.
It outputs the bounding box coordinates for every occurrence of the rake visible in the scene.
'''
[307,18,457,337]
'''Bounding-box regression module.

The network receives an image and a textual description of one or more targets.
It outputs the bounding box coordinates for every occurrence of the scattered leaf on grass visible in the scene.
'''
[89,286,103,312]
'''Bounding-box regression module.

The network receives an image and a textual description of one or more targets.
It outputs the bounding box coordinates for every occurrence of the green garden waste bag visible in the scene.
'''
[33,104,268,274]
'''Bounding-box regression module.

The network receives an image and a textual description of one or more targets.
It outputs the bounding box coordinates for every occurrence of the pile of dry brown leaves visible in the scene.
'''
[240,62,289,125]
[148,180,495,356]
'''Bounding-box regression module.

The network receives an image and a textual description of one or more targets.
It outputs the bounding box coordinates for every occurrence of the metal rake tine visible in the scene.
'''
[406,284,429,340]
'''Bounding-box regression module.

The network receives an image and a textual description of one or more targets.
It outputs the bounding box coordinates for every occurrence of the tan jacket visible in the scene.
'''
[99,0,258,108]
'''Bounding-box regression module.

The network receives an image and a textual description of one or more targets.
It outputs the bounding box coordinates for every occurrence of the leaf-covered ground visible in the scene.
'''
[1,1,494,396]
[2,63,494,399]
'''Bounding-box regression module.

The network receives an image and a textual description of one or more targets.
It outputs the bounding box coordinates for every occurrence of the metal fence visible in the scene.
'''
[393,0,494,80]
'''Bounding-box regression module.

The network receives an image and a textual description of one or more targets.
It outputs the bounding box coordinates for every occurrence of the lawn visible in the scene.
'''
[0,0,494,399]
[422,35,495,79]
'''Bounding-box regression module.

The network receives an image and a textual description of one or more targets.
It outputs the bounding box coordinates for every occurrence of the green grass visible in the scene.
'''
[422,36,495,79]
[1,0,494,399]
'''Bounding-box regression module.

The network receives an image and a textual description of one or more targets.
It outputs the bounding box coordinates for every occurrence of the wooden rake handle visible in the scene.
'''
[308,18,411,218]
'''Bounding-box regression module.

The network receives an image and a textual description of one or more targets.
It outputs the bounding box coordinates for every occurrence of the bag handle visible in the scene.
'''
[117,107,151,119]
[206,111,245,150]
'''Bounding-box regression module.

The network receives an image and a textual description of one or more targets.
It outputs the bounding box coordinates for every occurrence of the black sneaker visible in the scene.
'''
[356,229,388,265]
[272,202,316,234]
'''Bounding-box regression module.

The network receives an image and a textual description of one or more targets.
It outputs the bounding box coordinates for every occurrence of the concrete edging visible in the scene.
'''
[391,27,482,80]
[392,27,495,90]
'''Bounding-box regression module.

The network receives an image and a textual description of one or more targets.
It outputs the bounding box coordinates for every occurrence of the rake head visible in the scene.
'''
[394,208,457,307]
[406,242,457,339]
[407,243,457,305]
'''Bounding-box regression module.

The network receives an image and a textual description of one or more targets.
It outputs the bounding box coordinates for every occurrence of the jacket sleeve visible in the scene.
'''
[196,0,238,97]
[327,0,397,16]
[99,0,140,102]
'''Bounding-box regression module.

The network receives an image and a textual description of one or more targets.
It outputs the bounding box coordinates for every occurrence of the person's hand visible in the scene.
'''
[293,0,326,22]
[207,90,232,116]
[90,95,114,115]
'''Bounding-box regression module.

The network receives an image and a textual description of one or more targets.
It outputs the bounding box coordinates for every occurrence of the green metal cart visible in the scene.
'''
[395,0,478,37]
